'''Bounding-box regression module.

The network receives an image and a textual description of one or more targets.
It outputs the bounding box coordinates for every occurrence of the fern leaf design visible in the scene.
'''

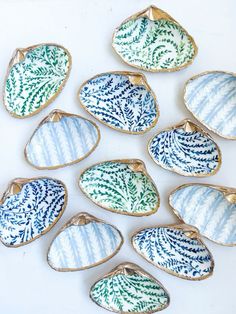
[132,226,214,279]
[79,72,159,133]
[4,44,71,117]
[148,121,221,176]
[90,263,169,313]
[0,178,66,246]
[113,7,197,72]
[79,160,159,216]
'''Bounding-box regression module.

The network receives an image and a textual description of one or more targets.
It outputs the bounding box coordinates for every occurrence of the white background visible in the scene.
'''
[0,0,235,313]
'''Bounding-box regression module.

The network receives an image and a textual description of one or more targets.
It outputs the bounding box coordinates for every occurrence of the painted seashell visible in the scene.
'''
[169,184,236,246]
[132,224,214,280]
[90,262,170,313]
[79,159,160,216]
[148,119,221,177]
[184,71,236,139]
[78,71,159,134]
[4,43,71,118]
[47,212,123,271]
[112,5,197,72]
[0,177,67,247]
[25,110,100,170]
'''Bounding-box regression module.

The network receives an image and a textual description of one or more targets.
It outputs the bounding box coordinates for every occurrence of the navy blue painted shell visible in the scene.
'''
[132,226,214,280]
[148,126,221,176]
[79,72,159,133]
[0,178,67,247]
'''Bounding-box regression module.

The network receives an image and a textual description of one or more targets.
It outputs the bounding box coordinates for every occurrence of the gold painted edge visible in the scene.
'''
[131,223,215,281]
[78,159,160,217]
[147,118,222,177]
[111,5,198,73]
[2,43,72,119]
[77,71,160,135]
[24,109,101,170]
[168,183,236,246]
[89,262,170,314]
[0,176,68,248]
[47,212,124,272]
[183,70,236,140]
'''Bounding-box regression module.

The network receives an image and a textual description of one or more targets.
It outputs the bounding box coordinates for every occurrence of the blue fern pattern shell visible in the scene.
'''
[169,184,236,245]
[79,72,159,133]
[90,263,169,313]
[112,6,197,72]
[148,123,221,176]
[0,178,66,247]
[47,213,123,271]
[79,160,160,216]
[132,226,214,280]
[4,44,71,118]
[184,72,236,139]
[25,111,100,169]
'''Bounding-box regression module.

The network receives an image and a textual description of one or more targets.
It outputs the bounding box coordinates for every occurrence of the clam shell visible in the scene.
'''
[90,262,170,313]
[78,71,159,134]
[25,110,100,169]
[132,224,214,280]
[3,43,71,118]
[148,119,221,177]
[112,5,197,72]
[0,177,67,247]
[169,184,236,246]
[47,212,123,271]
[79,159,160,216]
[184,71,236,139]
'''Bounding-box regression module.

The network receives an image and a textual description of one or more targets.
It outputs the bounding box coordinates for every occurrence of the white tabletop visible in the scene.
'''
[0,0,235,313]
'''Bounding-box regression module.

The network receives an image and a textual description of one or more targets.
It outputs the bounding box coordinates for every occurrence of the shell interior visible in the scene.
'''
[79,72,158,133]
[132,225,214,279]
[79,160,159,216]
[0,178,66,247]
[4,44,71,118]
[25,111,100,169]
[169,184,236,245]
[113,6,197,72]
[47,213,123,270]
[184,72,236,139]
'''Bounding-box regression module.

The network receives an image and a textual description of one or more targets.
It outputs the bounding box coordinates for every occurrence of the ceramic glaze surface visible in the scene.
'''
[169,185,236,245]
[91,271,169,313]
[79,73,158,133]
[132,226,213,279]
[4,44,71,117]
[148,126,220,176]
[79,161,159,216]
[48,219,122,270]
[0,178,66,246]
[25,114,99,169]
[184,72,236,138]
[113,12,196,72]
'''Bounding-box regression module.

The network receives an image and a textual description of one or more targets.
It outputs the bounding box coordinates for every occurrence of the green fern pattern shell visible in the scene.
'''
[79,161,159,216]
[113,17,196,71]
[4,44,71,117]
[90,273,169,313]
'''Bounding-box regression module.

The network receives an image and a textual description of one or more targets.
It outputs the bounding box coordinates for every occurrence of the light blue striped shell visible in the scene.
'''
[47,213,123,270]
[0,178,66,247]
[169,184,236,245]
[25,111,100,169]
[79,72,158,133]
[132,226,214,280]
[148,122,221,176]
[184,72,236,139]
